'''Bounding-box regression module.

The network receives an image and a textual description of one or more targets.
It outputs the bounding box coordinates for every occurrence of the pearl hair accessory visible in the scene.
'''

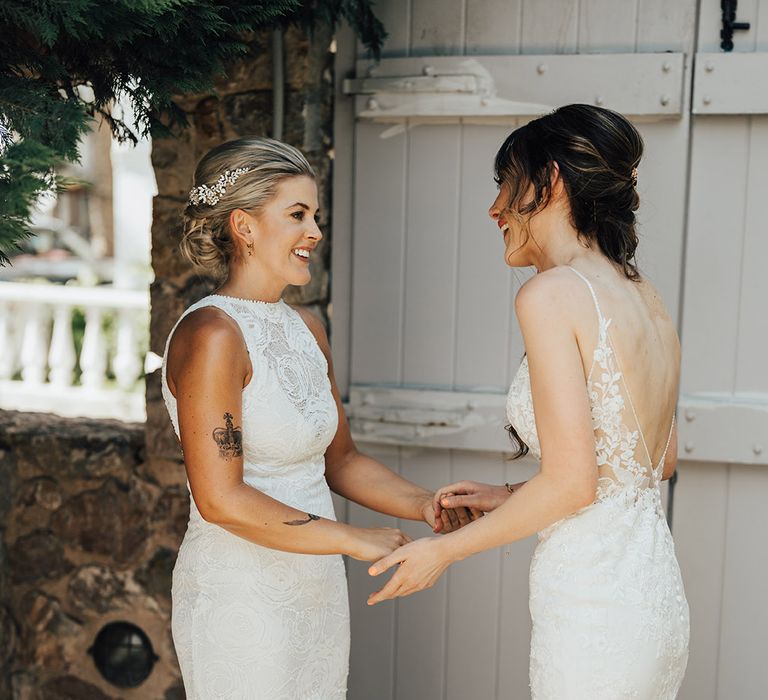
[631,166,638,186]
[188,167,252,207]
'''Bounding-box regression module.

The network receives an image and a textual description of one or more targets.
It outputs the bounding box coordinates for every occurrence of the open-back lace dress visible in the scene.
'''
[506,267,689,699]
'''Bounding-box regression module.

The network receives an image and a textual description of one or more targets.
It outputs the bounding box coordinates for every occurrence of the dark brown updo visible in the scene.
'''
[494,104,643,280]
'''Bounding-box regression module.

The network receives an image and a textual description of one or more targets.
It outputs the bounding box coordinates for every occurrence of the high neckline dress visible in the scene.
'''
[161,295,349,699]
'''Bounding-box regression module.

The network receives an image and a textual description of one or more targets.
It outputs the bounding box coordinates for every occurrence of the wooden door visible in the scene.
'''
[331,1,767,698]
[672,3,768,699]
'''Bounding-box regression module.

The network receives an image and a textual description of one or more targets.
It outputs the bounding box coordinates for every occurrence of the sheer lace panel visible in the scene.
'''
[506,268,676,503]
[567,266,674,500]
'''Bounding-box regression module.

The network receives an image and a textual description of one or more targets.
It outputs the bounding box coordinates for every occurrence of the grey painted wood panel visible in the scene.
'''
[673,463,729,700]
[350,123,407,385]
[758,0,768,44]
[735,117,768,393]
[454,124,516,390]
[347,506,398,699]
[578,0,640,52]
[520,0,579,54]
[395,449,452,700]
[403,126,461,386]
[636,0,697,52]
[681,117,750,394]
[717,465,768,697]
[444,451,506,700]
[465,0,522,55]
[331,22,358,397]
[410,0,465,56]
[633,121,690,322]
[347,448,400,700]
[374,0,412,58]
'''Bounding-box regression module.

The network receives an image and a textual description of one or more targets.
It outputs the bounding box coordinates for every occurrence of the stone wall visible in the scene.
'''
[0,410,187,699]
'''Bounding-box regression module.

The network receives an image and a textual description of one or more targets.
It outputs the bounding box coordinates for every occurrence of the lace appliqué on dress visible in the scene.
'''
[589,316,654,500]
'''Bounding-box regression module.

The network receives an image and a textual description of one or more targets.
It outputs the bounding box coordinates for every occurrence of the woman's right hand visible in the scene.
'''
[434,480,515,514]
[348,526,412,562]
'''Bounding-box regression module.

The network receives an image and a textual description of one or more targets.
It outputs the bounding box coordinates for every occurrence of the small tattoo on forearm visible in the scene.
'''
[212,412,243,460]
[283,513,320,526]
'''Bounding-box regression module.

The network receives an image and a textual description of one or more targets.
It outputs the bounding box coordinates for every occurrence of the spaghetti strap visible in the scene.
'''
[566,265,605,322]
[657,413,676,471]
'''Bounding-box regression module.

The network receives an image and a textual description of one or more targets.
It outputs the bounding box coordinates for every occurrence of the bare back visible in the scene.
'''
[568,263,680,471]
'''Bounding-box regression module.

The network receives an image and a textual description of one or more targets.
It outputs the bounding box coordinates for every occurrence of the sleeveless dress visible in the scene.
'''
[161,294,350,700]
[506,268,689,699]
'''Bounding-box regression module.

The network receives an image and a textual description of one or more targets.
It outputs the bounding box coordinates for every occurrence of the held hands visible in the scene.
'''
[421,493,478,534]
[434,480,515,516]
[366,481,523,605]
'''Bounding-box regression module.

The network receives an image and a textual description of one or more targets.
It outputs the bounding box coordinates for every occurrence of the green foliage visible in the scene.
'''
[0,0,386,264]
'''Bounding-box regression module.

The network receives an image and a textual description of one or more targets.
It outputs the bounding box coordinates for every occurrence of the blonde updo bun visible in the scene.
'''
[181,137,315,280]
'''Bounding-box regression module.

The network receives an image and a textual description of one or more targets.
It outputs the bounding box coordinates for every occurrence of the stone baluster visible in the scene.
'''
[0,301,15,380]
[113,309,141,390]
[80,306,107,389]
[20,303,50,384]
[48,305,77,387]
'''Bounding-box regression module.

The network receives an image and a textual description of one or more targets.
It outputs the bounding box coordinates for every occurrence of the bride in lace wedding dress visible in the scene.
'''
[163,138,474,699]
[368,105,689,699]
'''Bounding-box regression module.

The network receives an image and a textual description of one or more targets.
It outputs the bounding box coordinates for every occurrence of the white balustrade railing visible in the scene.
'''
[0,281,150,422]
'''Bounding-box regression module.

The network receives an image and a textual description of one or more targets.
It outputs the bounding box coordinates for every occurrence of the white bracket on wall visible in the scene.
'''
[347,385,511,453]
[677,393,768,466]
[345,53,686,122]
[347,386,768,466]
[692,52,768,114]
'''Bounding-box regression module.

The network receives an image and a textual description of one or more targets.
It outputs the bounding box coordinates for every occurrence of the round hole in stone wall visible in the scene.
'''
[88,621,159,688]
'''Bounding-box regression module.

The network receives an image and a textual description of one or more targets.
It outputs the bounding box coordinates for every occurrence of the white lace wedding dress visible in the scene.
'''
[161,295,349,699]
[507,268,689,699]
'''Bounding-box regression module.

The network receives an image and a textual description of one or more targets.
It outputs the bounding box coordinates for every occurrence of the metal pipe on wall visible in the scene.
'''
[272,29,284,141]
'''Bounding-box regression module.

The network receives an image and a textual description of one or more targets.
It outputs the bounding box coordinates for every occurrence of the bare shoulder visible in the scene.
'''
[292,305,331,356]
[168,306,250,380]
[515,267,584,324]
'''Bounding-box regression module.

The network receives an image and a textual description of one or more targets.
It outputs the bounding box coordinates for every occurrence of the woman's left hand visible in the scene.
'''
[420,494,475,534]
[367,537,453,605]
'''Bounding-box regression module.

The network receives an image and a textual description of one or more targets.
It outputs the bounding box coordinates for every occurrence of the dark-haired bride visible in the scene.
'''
[368,104,690,699]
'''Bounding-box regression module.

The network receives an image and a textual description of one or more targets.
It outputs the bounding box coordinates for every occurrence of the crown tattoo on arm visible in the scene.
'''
[212,412,243,460]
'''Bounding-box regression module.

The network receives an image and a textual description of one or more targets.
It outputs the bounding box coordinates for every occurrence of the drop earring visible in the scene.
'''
[246,240,254,257]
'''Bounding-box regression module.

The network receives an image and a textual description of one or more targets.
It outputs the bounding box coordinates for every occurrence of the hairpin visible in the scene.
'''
[188,167,252,207]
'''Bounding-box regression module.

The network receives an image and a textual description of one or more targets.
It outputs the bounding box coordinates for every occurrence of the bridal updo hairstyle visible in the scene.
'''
[181,137,315,281]
[497,105,643,457]
[494,104,643,281]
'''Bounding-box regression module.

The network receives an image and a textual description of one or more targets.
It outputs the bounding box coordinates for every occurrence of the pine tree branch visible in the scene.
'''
[0,0,387,264]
